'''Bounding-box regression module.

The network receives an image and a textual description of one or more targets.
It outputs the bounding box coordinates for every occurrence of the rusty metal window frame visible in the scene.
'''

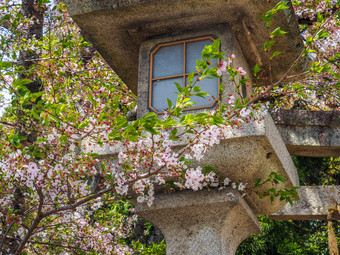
[149,36,220,114]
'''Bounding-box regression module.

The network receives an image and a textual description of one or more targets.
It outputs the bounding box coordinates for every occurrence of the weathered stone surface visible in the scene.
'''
[135,188,261,255]
[270,186,340,220]
[194,113,299,215]
[61,0,310,94]
[271,109,340,157]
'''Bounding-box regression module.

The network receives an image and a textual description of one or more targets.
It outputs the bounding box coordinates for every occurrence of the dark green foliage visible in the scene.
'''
[294,157,340,186]
[237,157,340,254]
[133,240,166,255]
[236,216,340,255]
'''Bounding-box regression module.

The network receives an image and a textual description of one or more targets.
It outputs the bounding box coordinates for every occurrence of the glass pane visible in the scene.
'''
[186,39,216,73]
[152,77,183,112]
[153,44,183,78]
[186,75,218,108]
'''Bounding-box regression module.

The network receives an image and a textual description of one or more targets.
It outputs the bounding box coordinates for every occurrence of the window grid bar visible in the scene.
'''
[151,72,200,82]
[183,42,186,88]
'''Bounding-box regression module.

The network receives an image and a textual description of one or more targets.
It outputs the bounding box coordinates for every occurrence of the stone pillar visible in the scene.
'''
[135,188,261,255]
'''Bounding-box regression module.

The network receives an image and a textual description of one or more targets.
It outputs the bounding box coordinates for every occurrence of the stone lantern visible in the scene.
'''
[62,1,307,254]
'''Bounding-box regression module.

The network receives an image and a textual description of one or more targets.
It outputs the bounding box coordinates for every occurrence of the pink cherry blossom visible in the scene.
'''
[217,60,227,76]
[227,95,235,106]
[184,167,205,191]
[240,108,251,117]
[236,67,246,76]
[238,182,246,191]
[224,177,230,186]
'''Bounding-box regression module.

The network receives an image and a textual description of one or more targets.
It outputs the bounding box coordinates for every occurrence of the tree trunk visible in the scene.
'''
[3,1,44,254]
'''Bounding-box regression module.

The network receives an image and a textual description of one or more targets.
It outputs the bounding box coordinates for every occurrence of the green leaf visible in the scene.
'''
[170,128,177,139]
[263,40,276,51]
[30,107,40,120]
[167,98,172,110]
[234,98,241,108]
[275,1,289,10]
[195,92,209,98]
[303,49,316,56]
[0,61,12,70]
[266,21,272,27]
[17,86,30,97]
[292,0,301,6]
[48,114,59,122]
[33,147,45,158]
[10,133,22,148]
[78,120,89,129]
[182,98,191,104]
[187,72,194,83]
[211,38,220,52]
[143,112,158,120]
[286,197,293,206]
[253,64,261,76]
[254,178,262,188]
[13,78,33,87]
[306,36,313,45]
[28,91,44,102]
[193,86,201,92]
[184,101,196,107]
[330,72,340,80]
[317,12,323,23]
[144,126,159,135]
[59,135,68,143]
[270,27,287,38]
[315,29,329,39]
[261,13,273,21]
[87,153,101,158]
[203,166,215,174]
[174,82,183,93]
[184,114,194,122]
[270,51,282,60]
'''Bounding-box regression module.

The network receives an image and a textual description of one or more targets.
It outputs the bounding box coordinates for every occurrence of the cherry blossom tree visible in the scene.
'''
[0,0,339,254]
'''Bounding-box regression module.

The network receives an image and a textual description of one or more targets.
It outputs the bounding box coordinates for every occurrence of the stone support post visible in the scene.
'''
[135,188,261,255]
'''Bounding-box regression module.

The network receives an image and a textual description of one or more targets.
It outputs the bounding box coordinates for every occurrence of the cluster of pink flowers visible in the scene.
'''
[184,167,205,190]
[183,167,219,191]
[240,108,251,118]
[236,67,247,76]
[216,54,237,76]
[227,94,235,106]
[217,60,227,76]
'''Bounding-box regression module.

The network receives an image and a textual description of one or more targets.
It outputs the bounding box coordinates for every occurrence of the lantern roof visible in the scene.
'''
[62,0,310,94]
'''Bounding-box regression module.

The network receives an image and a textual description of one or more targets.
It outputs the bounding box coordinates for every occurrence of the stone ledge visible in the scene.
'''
[270,186,340,220]
[271,109,340,127]
[271,109,340,157]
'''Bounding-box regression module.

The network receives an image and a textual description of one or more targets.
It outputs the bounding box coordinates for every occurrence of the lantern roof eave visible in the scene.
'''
[61,0,311,95]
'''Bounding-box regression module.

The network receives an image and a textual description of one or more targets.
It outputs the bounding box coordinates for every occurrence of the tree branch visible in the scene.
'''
[0,121,16,127]
[15,186,44,254]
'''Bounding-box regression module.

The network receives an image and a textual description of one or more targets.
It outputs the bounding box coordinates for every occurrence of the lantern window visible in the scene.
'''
[149,36,219,114]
